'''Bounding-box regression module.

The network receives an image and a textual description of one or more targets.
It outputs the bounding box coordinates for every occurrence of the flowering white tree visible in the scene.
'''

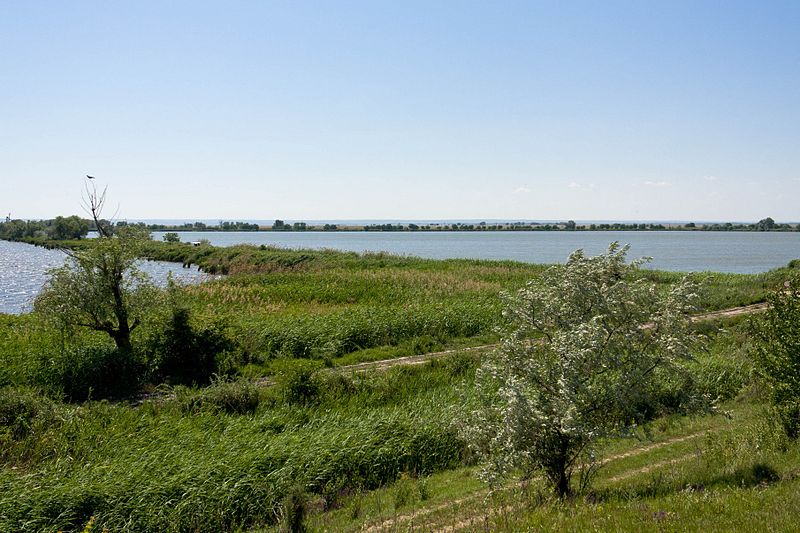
[463,243,699,497]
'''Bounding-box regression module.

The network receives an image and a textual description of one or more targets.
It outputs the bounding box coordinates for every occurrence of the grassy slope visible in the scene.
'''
[1,242,798,531]
[0,359,475,532]
[303,400,800,532]
[0,317,781,533]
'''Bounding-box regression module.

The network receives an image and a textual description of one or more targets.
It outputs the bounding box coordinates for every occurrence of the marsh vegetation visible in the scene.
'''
[0,234,799,531]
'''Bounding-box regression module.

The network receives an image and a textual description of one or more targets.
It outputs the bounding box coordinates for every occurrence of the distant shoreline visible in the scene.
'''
[140,218,797,233]
[3,216,797,242]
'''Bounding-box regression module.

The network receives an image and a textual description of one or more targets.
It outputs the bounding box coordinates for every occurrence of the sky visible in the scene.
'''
[1,1,799,222]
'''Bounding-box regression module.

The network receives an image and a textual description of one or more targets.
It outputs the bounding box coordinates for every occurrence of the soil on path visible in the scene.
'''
[332,301,769,376]
[135,301,769,402]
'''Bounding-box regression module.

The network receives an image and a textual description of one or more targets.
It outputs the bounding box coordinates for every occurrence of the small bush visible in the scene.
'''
[279,364,321,406]
[146,308,234,386]
[178,377,260,415]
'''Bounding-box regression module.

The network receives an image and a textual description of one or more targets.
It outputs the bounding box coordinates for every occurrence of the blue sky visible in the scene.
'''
[1,1,798,221]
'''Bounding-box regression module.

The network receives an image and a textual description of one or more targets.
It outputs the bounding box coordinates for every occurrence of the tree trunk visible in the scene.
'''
[110,267,133,352]
[555,466,570,498]
[111,327,132,353]
[549,434,572,498]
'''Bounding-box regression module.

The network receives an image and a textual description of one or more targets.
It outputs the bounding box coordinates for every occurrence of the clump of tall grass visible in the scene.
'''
[35,344,145,402]
[176,377,261,415]
[144,306,235,386]
[259,301,495,359]
[0,385,60,443]
[694,415,789,490]
[278,362,323,406]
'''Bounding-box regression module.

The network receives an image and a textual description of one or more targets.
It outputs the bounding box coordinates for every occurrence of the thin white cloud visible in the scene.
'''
[568,181,595,191]
[642,180,671,187]
[513,186,531,194]
[703,175,719,181]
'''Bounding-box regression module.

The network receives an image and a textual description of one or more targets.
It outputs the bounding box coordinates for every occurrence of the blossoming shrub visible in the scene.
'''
[463,243,700,497]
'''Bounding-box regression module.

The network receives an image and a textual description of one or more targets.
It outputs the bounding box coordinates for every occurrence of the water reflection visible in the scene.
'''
[0,240,209,315]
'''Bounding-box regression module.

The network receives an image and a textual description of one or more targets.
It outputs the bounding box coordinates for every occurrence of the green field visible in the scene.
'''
[1,242,798,532]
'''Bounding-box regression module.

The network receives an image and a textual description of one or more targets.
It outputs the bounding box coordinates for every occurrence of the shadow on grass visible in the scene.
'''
[595,461,782,502]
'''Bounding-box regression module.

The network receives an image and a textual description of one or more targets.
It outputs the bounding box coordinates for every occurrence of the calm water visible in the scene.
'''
[0,240,208,314]
[151,230,800,274]
[3,232,799,314]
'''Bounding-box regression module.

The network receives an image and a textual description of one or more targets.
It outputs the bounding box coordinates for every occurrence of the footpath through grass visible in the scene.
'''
[302,399,800,532]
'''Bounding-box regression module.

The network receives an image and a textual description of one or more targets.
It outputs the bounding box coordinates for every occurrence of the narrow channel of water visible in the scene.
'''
[0,240,209,314]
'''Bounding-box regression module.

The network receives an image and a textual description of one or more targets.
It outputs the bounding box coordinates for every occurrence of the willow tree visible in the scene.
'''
[34,183,157,352]
[462,243,700,497]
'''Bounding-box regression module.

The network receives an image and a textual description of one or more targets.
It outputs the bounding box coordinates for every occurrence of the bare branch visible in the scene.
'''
[82,178,112,238]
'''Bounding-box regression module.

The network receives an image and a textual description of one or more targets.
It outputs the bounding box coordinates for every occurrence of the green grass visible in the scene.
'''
[5,241,794,387]
[0,355,478,532]
[0,318,795,532]
[143,244,800,373]
[1,241,798,531]
[300,399,799,533]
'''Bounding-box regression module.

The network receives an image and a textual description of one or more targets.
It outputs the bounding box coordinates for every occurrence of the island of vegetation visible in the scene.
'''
[1,193,800,531]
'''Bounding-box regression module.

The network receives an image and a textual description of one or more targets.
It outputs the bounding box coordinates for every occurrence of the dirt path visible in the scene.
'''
[338,344,491,373]
[361,430,709,532]
[133,301,767,404]
[606,454,697,483]
[441,434,711,532]
[690,302,769,322]
[334,301,767,377]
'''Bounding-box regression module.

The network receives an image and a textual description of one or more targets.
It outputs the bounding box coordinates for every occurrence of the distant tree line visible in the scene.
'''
[0,216,90,241]
[699,217,796,232]
[271,220,308,231]
[2,215,796,241]
[136,221,260,232]
[356,219,798,232]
